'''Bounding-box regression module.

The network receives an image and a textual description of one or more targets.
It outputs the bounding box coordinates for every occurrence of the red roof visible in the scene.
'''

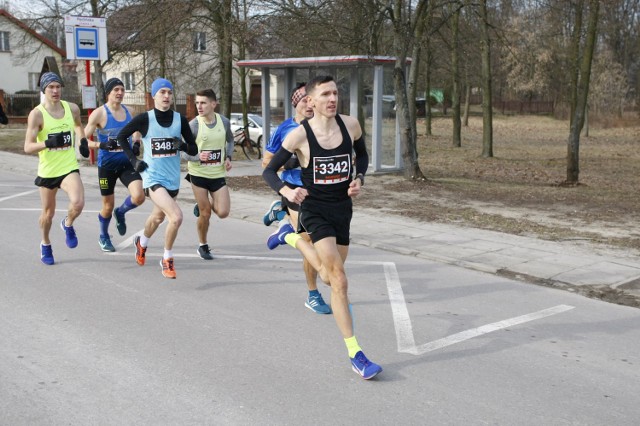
[0,9,66,57]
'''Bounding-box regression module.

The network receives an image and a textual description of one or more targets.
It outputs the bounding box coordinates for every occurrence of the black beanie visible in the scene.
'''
[104,78,125,98]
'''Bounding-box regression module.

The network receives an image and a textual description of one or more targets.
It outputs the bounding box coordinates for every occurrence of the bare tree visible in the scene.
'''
[478,0,493,158]
[566,0,600,184]
[501,10,556,102]
[390,0,429,180]
[233,0,250,121]
[451,1,462,147]
[598,0,640,113]
[568,0,585,126]
[589,48,629,117]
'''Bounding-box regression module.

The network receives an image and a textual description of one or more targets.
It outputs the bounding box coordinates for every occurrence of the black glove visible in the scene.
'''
[99,139,119,151]
[134,159,148,173]
[44,134,65,149]
[79,137,90,158]
[172,137,187,152]
[132,141,141,156]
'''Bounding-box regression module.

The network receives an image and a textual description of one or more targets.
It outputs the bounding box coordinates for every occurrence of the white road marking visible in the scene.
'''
[107,250,302,263]
[405,304,575,355]
[0,190,38,203]
[383,262,417,353]
[383,260,575,354]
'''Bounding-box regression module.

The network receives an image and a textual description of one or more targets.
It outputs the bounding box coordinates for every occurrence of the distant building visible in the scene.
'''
[0,8,66,94]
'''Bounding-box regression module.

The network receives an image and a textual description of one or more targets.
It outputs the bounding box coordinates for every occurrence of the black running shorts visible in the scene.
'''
[98,164,141,196]
[34,169,79,189]
[299,197,352,246]
[185,174,226,193]
[144,184,179,199]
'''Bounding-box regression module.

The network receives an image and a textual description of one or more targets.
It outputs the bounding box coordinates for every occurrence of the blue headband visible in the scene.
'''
[40,72,64,93]
[151,78,173,97]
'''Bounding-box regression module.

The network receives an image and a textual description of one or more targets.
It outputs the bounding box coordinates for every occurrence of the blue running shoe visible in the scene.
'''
[267,223,294,250]
[60,217,78,248]
[305,292,332,314]
[263,200,283,226]
[114,207,126,236]
[193,203,200,218]
[40,244,54,265]
[350,351,382,380]
[99,235,115,252]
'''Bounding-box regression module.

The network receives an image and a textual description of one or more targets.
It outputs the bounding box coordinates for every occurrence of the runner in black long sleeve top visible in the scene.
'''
[118,108,197,166]
[116,78,198,280]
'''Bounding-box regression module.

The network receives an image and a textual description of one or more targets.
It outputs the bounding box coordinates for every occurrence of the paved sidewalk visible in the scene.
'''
[3,151,639,302]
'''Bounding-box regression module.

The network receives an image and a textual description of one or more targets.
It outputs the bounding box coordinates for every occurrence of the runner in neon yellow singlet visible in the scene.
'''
[24,72,90,265]
[181,89,234,260]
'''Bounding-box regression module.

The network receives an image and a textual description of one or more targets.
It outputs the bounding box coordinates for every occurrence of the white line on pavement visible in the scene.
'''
[0,189,38,203]
[410,304,575,355]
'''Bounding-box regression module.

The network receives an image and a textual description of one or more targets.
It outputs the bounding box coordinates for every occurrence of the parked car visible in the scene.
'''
[228,113,274,146]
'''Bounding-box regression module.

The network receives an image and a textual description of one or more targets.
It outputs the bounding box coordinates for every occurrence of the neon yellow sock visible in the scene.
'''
[284,232,302,248]
[344,336,362,358]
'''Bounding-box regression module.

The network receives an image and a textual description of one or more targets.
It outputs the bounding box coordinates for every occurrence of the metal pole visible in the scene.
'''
[86,60,95,165]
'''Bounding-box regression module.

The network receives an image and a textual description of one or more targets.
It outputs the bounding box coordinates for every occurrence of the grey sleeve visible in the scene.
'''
[181,118,200,162]
[220,115,235,160]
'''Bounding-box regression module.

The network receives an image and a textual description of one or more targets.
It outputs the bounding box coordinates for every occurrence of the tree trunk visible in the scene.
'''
[568,0,584,127]
[425,47,433,136]
[463,83,471,127]
[423,0,435,137]
[567,0,600,184]
[210,0,233,117]
[409,0,430,146]
[479,0,493,158]
[451,4,461,147]
[392,0,425,180]
[408,38,421,146]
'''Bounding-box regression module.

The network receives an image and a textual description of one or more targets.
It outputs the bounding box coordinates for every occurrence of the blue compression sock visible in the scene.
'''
[98,213,110,237]
[118,196,137,214]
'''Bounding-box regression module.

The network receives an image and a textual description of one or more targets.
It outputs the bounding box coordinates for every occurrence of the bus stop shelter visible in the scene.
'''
[236,56,408,172]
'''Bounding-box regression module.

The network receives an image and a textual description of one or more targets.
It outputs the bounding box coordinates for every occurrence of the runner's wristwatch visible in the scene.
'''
[355,173,365,186]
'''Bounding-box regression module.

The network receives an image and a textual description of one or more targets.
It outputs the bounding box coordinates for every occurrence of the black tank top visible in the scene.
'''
[301,115,353,202]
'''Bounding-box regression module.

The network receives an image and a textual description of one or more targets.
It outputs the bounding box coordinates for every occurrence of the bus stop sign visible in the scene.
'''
[64,16,107,61]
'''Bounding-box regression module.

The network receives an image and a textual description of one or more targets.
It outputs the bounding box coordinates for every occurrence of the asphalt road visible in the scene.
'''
[1,169,639,425]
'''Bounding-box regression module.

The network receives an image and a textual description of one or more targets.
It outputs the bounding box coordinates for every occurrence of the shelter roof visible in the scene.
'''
[237,55,410,68]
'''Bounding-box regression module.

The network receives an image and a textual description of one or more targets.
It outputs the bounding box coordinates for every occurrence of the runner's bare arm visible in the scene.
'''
[23,109,45,154]
[84,107,106,149]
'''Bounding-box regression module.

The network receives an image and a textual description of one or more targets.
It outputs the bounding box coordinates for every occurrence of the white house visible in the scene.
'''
[0,8,66,93]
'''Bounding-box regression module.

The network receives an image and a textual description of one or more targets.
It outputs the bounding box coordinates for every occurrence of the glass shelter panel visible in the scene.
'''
[236,56,405,173]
